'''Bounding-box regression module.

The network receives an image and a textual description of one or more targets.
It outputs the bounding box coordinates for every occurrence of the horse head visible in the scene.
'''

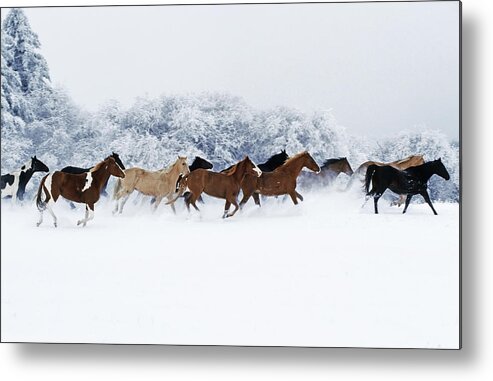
[434,158,450,180]
[244,156,262,177]
[303,152,321,173]
[111,152,126,170]
[176,156,190,176]
[194,156,213,170]
[266,150,289,170]
[31,156,49,173]
[106,157,126,178]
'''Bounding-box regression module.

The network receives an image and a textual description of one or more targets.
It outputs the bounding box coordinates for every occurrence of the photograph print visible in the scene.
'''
[1,1,460,348]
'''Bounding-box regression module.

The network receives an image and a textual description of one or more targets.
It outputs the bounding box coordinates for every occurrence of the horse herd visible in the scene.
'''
[0,149,451,227]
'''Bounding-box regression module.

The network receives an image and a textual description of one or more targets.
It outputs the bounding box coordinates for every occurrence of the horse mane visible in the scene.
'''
[321,157,346,169]
[90,158,109,173]
[282,151,308,167]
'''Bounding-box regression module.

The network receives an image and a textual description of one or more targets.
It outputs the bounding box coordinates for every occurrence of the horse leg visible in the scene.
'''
[421,190,438,215]
[118,194,131,214]
[402,194,413,214]
[169,201,177,214]
[288,191,299,205]
[45,201,58,227]
[227,199,240,218]
[373,193,382,214]
[152,196,163,212]
[296,191,304,202]
[252,192,261,207]
[36,209,44,227]
[77,204,95,227]
[239,188,254,208]
[188,193,201,212]
[223,200,231,218]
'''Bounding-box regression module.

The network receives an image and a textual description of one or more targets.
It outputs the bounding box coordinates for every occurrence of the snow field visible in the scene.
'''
[1,189,459,348]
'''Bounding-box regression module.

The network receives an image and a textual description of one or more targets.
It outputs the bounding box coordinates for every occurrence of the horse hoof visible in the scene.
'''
[54,223,57,228]
[36,222,41,227]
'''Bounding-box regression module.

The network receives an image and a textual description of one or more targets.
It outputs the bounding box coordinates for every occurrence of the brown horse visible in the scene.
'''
[113,156,189,214]
[239,151,320,207]
[298,157,353,190]
[348,154,425,206]
[184,156,261,218]
[36,156,125,227]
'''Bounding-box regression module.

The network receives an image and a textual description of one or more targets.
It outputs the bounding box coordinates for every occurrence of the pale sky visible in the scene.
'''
[3,1,460,139]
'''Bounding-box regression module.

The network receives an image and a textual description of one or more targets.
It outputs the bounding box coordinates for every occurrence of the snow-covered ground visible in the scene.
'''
[1,189,459,348]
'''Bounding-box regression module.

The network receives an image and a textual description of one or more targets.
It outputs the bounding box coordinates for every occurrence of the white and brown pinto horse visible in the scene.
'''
[36,156,125,227]
[112,156,189,214]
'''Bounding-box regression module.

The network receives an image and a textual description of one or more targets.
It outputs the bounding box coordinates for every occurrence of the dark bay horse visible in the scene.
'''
[239,151,320,207]
[299,157,353,190]
[1,156,49,204]
[61,152,125,197]
[365,158,450,215]
[36,156,125,227]
[184,156,261,218]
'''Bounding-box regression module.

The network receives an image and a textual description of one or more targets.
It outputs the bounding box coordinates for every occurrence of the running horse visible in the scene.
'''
[348,154,425,205]
[299,157,353,190]
[1,156,49,204]
[36,156,125,227]
[183,156,261,218]
[174,156,214,205]
[220,150,289,206]
[113,156,189,214]
[238,151,320,207]
[61,152,125,197]
[365,158,450,215]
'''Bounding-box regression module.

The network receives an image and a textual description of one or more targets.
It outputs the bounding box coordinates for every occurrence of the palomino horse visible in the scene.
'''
[36,156,125,227]
[184,156,261,218]
[365,158,450,215]
[239,151,320,207]
[113,156,189,214]
[348,154,425,205]
[61,152,125,198]
[298,157,353,190]
[1,156,49,204]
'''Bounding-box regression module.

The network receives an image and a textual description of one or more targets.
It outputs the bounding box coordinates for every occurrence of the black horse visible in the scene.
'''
[365,158,450,215]
[258,149,289,172]
[1,156,49,203]
[189,156,213,172]
[61,152,125,198]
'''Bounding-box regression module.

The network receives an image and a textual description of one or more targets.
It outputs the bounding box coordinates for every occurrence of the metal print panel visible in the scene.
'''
[0,1,460,348]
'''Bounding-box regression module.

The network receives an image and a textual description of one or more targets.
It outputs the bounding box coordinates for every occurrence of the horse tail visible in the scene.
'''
[365,165,378,195]
[36,175,49,211]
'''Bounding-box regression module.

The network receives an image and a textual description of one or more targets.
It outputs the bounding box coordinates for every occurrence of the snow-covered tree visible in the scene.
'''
[2,9,51,97]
